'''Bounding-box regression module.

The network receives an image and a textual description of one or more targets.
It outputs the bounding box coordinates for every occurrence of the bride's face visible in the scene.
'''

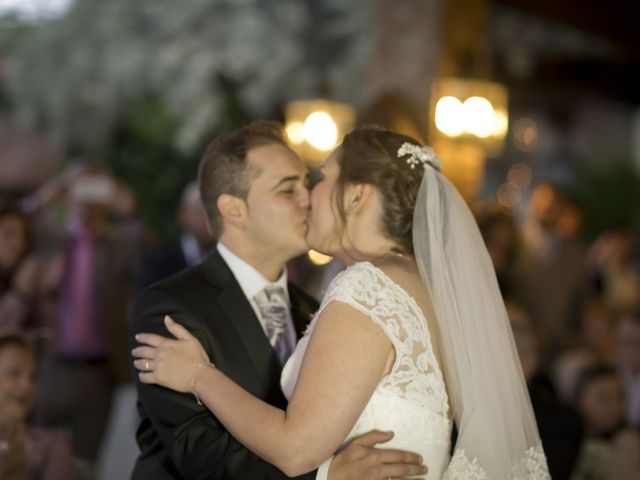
[306,151,343,256]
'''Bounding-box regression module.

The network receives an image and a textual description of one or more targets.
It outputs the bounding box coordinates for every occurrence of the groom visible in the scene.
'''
[130,121,425,479]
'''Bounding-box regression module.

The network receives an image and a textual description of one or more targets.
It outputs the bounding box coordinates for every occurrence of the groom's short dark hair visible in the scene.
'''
[198,120,288,239]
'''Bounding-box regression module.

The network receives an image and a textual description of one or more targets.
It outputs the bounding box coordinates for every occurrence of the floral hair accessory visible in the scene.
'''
[397,143,441,171]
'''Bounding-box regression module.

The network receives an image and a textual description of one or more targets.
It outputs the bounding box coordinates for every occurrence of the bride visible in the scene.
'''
[133,128,550,479]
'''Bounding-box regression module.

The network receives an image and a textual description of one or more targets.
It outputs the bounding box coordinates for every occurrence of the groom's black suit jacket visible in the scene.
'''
[130,249,318,479]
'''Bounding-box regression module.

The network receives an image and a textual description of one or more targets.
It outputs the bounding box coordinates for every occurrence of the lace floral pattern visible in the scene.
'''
[281,262,453,476]
[511,444,551,480]
[318,262,449,418]
[444,451,487,480]
[444,443,550,480]
[281,262,550,479]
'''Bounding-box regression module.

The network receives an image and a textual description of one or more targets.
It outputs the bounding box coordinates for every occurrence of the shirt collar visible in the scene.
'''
[216,241,289,303]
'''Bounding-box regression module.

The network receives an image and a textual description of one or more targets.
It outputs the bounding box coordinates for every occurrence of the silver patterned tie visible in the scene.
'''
[254,285,291,365]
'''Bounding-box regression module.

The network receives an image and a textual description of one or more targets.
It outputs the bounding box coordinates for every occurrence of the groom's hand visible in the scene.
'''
[327,430,427,480]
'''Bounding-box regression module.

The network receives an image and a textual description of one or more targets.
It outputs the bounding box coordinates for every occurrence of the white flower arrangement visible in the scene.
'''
[397,143,441,171]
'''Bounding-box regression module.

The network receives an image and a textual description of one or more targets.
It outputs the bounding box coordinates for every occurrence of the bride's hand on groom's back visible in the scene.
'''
[133,316,210,393]
[328,430,427,480]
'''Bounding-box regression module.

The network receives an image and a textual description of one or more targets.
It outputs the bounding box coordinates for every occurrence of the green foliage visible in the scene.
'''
[104,91,252,242]
[105,95,192,242]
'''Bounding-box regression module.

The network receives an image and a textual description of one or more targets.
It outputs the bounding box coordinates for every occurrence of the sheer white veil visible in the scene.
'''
[409,148,550,478]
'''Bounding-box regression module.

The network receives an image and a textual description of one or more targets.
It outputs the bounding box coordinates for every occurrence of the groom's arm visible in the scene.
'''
[132,286,425,480]
[131,285,314,480]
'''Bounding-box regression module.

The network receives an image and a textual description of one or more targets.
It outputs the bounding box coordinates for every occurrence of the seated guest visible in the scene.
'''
[573,364,640,480]
[508,304,583,480]
[553,299,617,403]
[0,206,33,329]
[0,332,74,480]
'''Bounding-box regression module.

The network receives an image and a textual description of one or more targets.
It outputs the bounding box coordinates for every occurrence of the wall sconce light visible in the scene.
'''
[429,77,508,200]
[430,77,508,156]
[285,99,356,165]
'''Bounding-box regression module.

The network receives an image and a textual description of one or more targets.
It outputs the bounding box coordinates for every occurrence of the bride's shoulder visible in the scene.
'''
[369,256,420,284]
[326,257,419,293]
[369,257,429,307]
[332,260,396,286]
[321,262,383,302]
[327,261,376,287]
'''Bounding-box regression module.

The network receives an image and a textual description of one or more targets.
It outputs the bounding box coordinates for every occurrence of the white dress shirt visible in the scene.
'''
[216,242,333,479]
[216,243,296,361]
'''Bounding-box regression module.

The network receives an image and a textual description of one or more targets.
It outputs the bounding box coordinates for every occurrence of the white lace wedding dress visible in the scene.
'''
[281,261,452,479]
[281,261,550,479]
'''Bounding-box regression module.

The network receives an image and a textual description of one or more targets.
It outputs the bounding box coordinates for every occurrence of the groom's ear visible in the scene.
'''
[345,183,371,214]
[217,194,248,229]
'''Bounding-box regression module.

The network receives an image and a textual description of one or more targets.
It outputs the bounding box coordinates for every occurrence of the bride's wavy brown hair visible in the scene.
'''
[332,127,425,256]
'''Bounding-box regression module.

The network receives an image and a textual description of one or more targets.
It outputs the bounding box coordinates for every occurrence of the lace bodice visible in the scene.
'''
[318,262,448,417]
[282,262,452,478]
[281,261,549,479]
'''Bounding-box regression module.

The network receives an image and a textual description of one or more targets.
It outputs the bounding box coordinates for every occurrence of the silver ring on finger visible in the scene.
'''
[145,360,150,371]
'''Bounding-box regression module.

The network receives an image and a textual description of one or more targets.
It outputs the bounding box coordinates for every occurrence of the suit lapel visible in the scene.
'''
[202,250,282,387]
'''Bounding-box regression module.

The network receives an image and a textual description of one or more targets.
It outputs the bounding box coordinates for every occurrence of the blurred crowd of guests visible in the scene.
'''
[477,182,640,479]
[0,164,213,479]
[0,162,638,479]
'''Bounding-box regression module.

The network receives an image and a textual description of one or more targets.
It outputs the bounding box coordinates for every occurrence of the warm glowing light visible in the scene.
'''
[431,78,508,156]
[307,250,332,266]
[435,96,464,136]
[496,182,522,209]
[285,99,355,165]
[513,118,538,152]
[507,163,533,189]
[462,97,495,138]
[493,110,509,138]
[285,121,305,144]
[303,112,338,151]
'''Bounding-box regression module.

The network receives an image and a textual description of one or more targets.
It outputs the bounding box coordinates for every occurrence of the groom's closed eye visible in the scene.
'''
[272,176,301,194]
[279,180,303,196]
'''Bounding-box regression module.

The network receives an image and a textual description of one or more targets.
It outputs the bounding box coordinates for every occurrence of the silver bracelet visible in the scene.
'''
[191,361,215,405]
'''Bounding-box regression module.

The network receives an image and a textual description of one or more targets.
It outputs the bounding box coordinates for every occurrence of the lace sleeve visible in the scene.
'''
[318,262,403,348]
[317,262,449,416]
